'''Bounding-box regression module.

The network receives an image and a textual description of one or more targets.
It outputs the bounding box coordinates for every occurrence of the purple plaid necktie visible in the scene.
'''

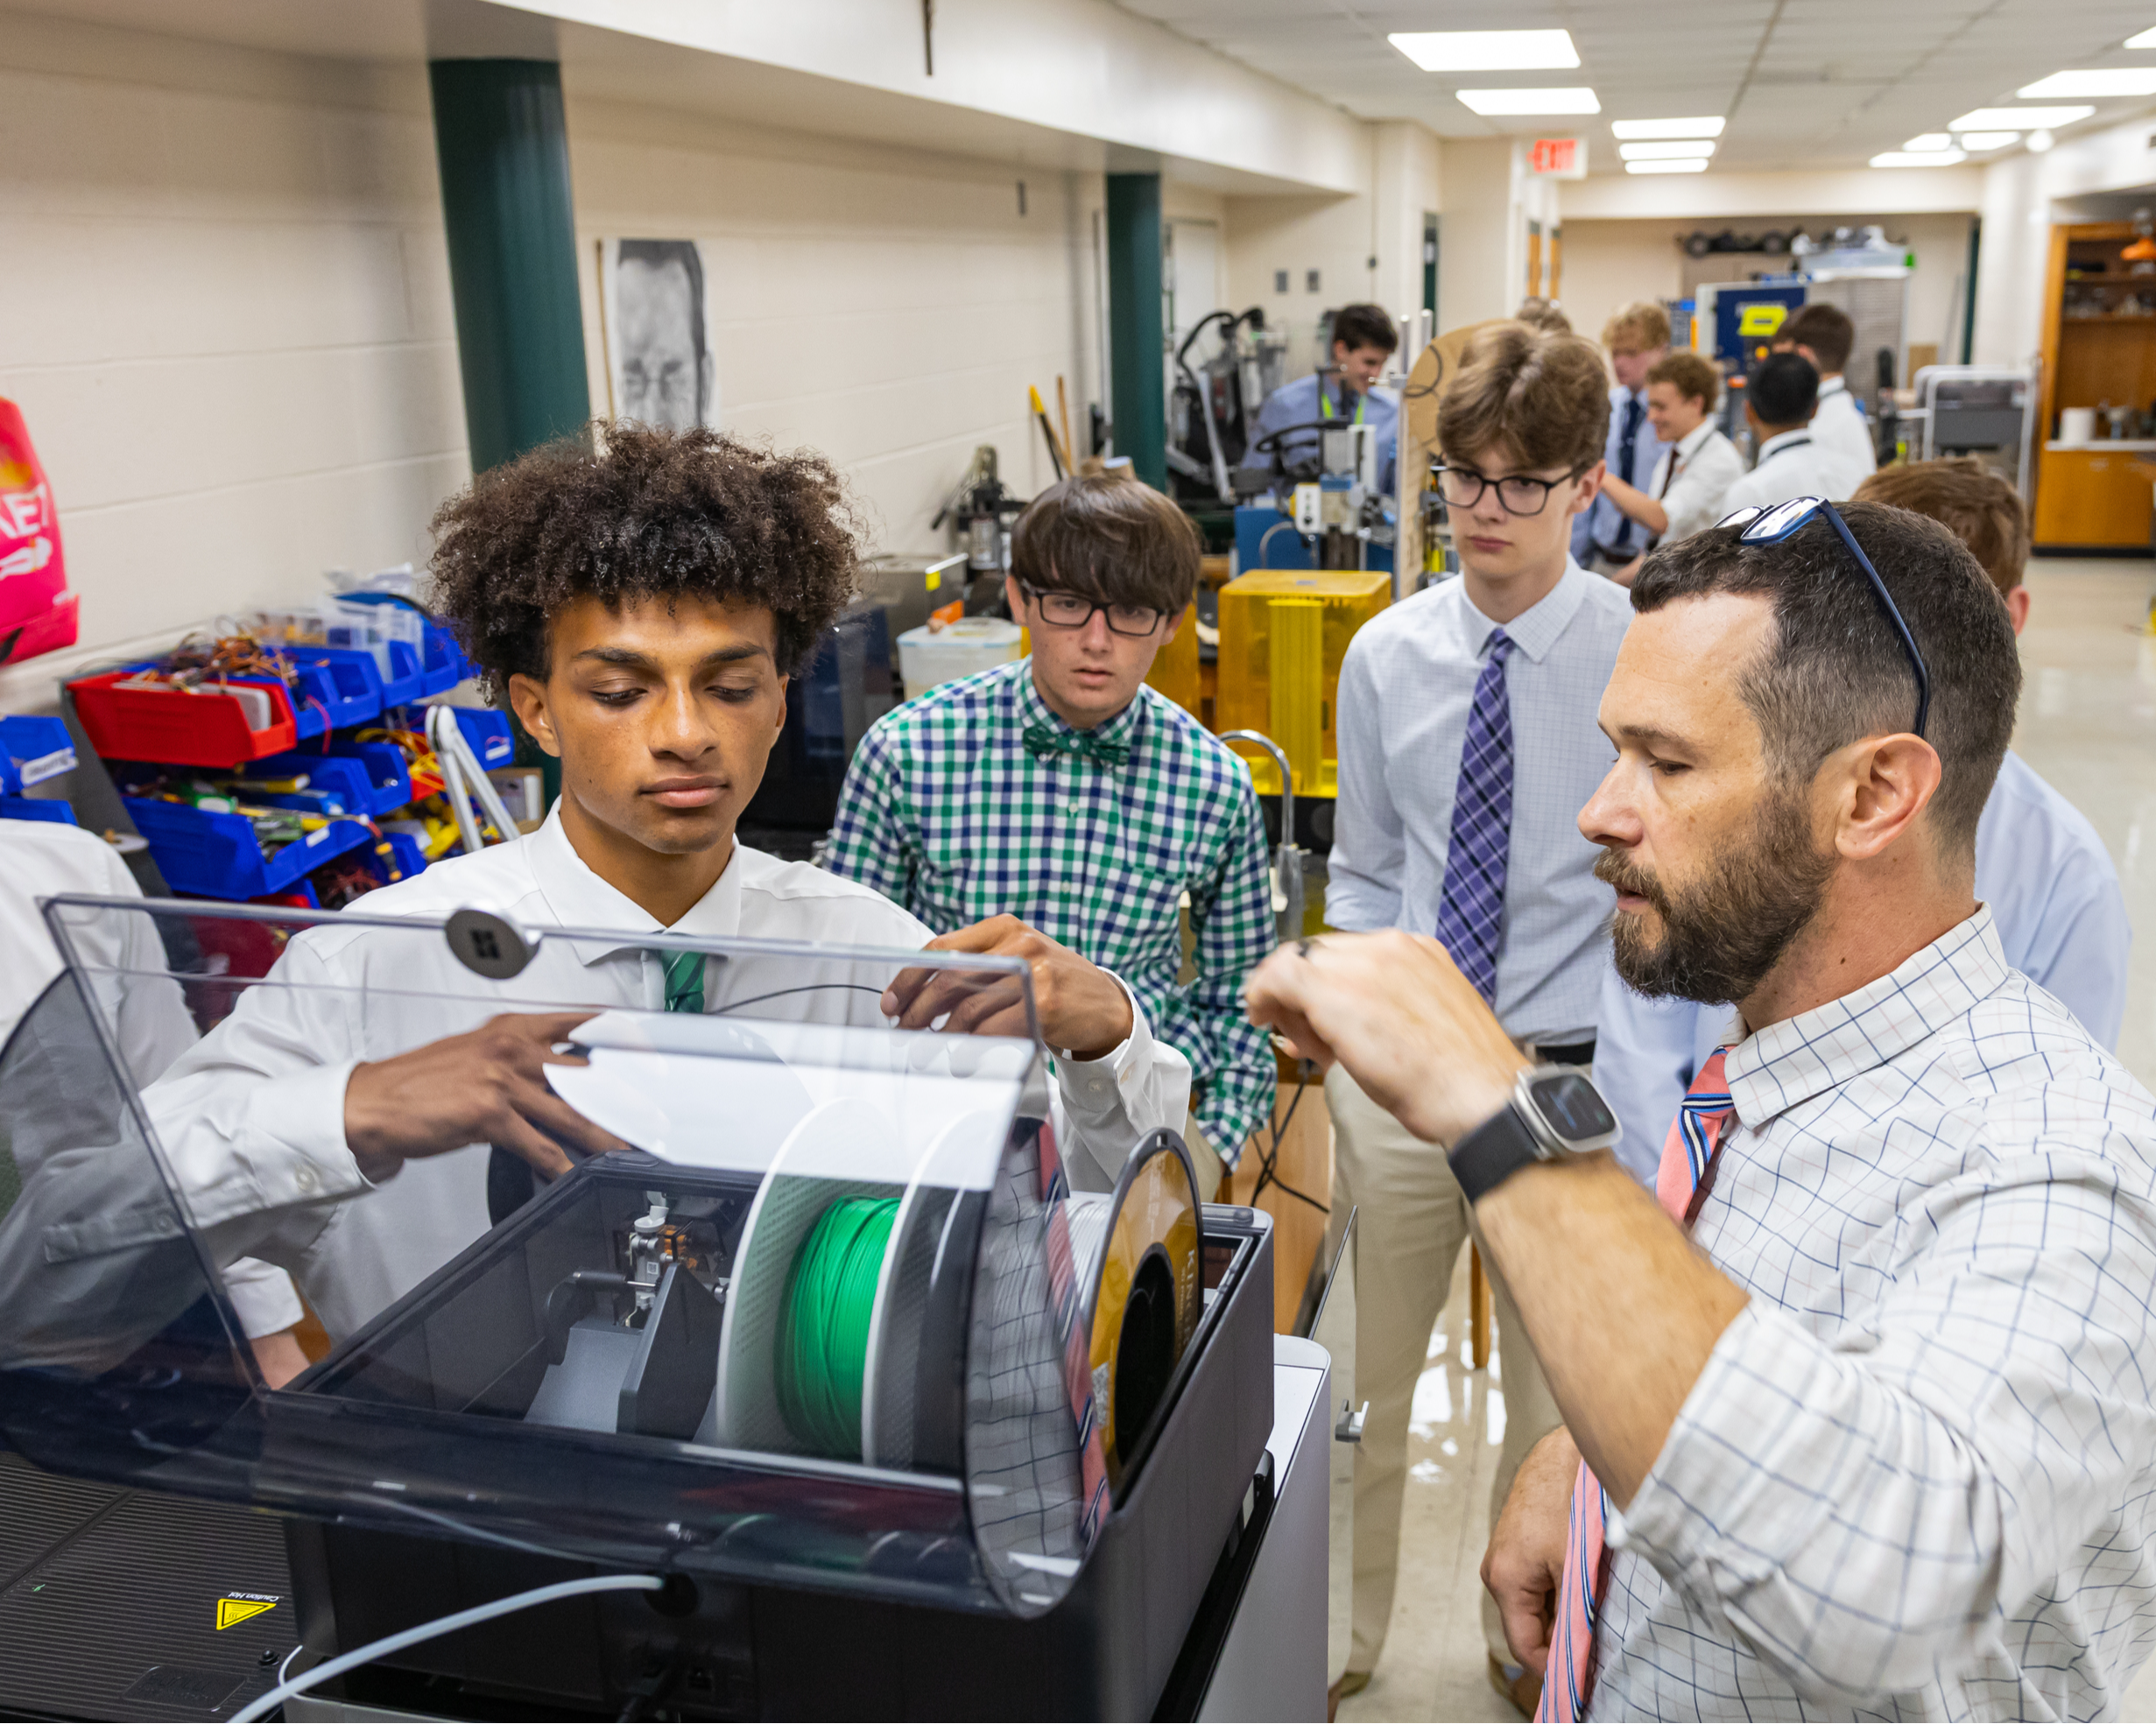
[1434,628,1515,1003]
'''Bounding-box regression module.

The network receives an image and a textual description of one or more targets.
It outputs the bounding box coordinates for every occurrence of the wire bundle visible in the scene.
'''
[775,1195,900,1459]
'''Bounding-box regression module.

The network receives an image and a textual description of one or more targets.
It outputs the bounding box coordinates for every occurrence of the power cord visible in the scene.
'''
[230,1573,666,1721]
[1246,1077,1328,1215]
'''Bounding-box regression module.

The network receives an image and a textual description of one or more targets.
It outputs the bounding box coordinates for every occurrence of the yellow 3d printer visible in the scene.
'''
[1213,567,1389,831]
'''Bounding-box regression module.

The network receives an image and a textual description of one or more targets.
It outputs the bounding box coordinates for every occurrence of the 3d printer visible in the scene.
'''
[0,900,1294,1720]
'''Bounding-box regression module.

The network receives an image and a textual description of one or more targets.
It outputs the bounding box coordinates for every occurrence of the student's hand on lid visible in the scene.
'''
[343,1010,633,1183]
[883,915,1135,1061]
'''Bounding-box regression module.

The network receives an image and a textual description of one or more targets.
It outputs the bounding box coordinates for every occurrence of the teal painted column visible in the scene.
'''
[428,59,590,473]
[1105,172,1166,492]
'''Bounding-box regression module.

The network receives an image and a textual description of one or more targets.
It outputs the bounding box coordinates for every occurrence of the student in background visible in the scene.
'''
[828,473,1278,1199]
[1515,297,1574,335]
[1718,352,1860,510]
[1774,301,1877,480]
[1251,302,1401,495]
[1594,456,2131,1180]
[1590,350,1746,583]
[1572,301,1672,577]
[1326,323,1628,1716]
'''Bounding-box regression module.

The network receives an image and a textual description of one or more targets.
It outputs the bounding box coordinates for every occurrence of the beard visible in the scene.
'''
[1596,789,1835,1006]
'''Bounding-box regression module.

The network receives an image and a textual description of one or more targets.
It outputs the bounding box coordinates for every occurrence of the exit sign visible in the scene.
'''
[1530,137,1587,179]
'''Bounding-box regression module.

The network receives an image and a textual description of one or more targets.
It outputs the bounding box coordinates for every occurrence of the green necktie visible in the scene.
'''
[660,947,705,1014]
[1022,721,1132,768]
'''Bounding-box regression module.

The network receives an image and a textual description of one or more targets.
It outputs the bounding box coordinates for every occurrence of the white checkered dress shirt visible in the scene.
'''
[1592,906,2156,1719]
[1326,561,1633,1045]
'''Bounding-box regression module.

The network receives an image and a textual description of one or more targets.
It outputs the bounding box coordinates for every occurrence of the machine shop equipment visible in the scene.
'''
[0,898,1320,1721]
[1167,308,1286,506]
[1908,365,2035,497]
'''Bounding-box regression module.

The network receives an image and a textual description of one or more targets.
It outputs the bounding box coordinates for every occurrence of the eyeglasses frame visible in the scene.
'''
[1431,461,1595,518]
[1716,496,1931,739]
[1016,582,1168,639]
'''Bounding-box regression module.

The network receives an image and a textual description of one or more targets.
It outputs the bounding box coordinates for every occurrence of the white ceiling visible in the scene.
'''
[1115,0,2156,172]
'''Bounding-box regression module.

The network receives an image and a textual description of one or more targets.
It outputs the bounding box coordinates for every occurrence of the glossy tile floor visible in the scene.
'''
[1335,557,2156,1722]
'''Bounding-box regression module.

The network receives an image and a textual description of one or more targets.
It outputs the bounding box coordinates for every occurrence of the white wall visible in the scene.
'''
[1562,211,1975,367]
[1438,138,1526,335]
[570,95,1094,554]
[0,11,468,714]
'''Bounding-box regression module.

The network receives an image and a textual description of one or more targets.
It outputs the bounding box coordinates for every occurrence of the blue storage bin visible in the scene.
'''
[278,648,383,735]
[381,828,427,879]
[238,755,375,818]
[249,742,412,819]
[420,622,467,695]
[123,796,374,900]
[0,794,74,825]
[449,707,515,769]
[0,715,75,797]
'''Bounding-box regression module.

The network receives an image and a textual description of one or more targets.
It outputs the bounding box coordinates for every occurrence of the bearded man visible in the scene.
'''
[1244,497,2156,1720]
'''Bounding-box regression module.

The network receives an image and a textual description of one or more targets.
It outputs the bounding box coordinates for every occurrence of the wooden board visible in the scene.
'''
[1222,1078,1334,1333]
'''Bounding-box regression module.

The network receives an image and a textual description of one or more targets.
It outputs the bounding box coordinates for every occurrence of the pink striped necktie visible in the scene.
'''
[1535,1047,1733,1721]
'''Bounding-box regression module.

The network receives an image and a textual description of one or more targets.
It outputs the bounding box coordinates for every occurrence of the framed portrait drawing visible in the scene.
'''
[599,238,717,430]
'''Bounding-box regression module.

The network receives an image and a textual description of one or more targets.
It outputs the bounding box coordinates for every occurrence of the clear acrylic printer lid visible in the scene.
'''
[0,896,1117,1617]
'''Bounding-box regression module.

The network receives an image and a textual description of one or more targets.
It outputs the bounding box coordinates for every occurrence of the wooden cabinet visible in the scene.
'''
[2032,447,2155,547]
[2033,222,2156,549]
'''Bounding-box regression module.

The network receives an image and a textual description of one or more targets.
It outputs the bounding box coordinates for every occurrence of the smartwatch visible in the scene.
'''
[1447,1065,1622,1205]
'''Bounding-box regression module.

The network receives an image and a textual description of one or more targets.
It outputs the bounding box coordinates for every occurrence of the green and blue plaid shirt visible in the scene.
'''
[825,659,1278,1163]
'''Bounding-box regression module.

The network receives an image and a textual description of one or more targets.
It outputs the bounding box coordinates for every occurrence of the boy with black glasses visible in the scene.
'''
[1324,321,1631,1714]
[825,473,1276,1197]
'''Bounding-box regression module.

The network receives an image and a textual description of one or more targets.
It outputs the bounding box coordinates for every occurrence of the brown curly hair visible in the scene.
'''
[426,422,861,697]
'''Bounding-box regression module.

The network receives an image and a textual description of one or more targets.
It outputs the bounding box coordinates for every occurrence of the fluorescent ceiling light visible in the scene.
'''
[1626,159,1709,174]
[1619,139,1716,160]
[1456,87,1600,116]
[2130,25,2156,46]
[1871,149,1968,166]
[1903,132,1954,151]
[2029,128,2057,151]
[1950,105,2096,128]
[1957,130,2021,150]
[1388,30,1578,71]
[2019,68,2156,97]
[1610,116,1725,139]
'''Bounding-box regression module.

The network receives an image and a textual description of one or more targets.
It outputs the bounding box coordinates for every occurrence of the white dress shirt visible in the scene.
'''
[1809,375,1878,480]
[0,819,303,1340]
[1591,907,2156,1719]
[1326,562,1631,1045]
[141,806,1187,1340]
[1720,426,1864,512]
[1644,420,1747,545]
[1595,749,2134,1183]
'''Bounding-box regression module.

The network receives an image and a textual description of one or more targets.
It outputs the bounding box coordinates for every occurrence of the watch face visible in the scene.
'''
[1528,1072,1616,1145]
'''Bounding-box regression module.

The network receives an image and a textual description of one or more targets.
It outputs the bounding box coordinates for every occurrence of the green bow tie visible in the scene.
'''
[659,947,705,1014]
[1022,721,1131,769]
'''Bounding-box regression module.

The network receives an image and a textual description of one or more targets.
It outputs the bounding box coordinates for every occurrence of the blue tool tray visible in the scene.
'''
[247,740,413,820]
[0,795,74,825]
[123,796,375,900]
[0,714,75,797]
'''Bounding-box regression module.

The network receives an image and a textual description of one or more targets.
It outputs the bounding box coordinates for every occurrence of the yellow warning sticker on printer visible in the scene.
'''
[215,1594,279,1630]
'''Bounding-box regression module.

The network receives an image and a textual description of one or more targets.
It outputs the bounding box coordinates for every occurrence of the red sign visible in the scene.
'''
[1529,137,1586,179]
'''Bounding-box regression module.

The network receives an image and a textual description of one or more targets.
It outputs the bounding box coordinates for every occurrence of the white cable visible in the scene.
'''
[229,1573,664,1721]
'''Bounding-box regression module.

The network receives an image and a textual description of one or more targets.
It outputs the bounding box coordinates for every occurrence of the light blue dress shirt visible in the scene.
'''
[1326,561,1631,1045]
[1251,372,1399,495]
[1571,383,1671,563]
[1595,748,2133,1184]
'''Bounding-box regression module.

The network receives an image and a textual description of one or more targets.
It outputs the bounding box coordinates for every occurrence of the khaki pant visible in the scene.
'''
[1327,1066,1563,1675]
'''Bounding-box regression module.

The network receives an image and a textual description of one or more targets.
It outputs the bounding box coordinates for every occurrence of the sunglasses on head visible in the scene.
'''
[1715,496,1930,739]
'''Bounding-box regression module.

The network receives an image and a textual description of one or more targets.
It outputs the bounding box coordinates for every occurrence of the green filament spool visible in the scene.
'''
[774,1195,901,1459]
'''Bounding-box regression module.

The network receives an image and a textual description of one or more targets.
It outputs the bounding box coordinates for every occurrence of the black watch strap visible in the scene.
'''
[1448,1102,1541,1206]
